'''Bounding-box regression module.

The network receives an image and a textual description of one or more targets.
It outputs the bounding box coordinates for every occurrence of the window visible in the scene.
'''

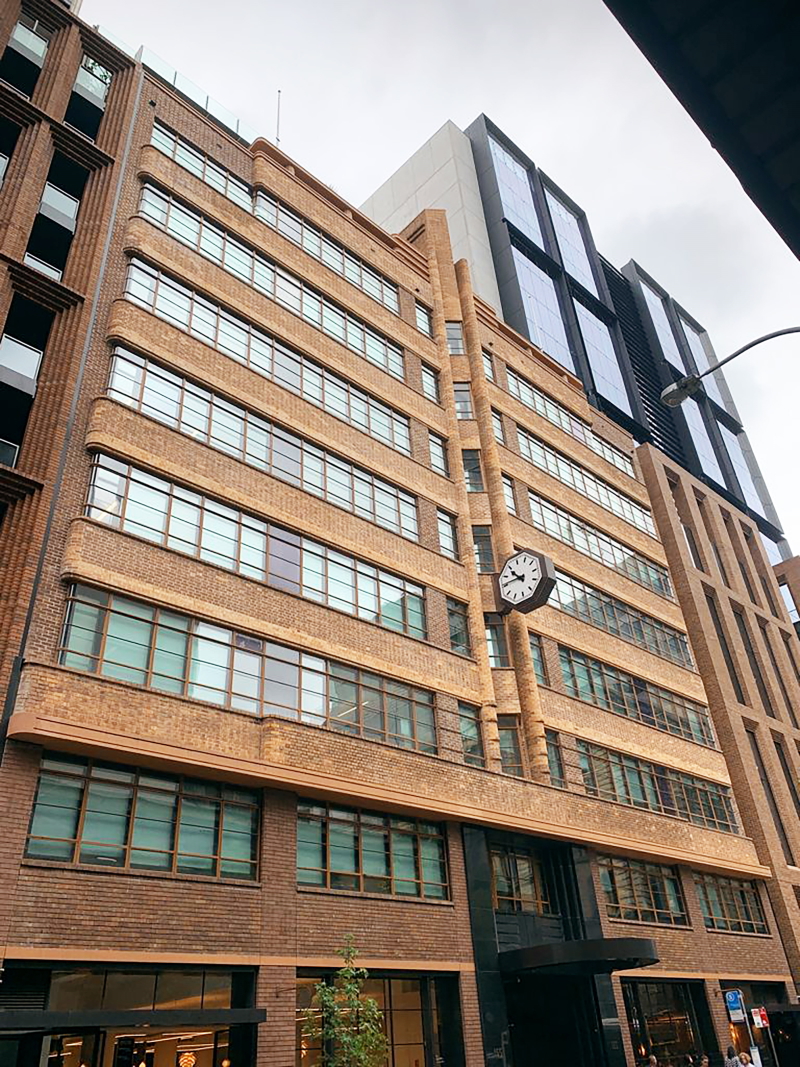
[459,702,485,767]
[108,345,410,460]
[488,136,542,245]
[109,348,418,545]
[26,753,258,879]
[453,383,473,419]
[60,586,437,753]
[544,188,597,295]
[138,193,405,378]
[151,124,400,314]
[598,856,687,926]
[87,455,427,639]
[447,598,471,657]
[24,153,89,282]
[551,572,694,669]
[705,594,746,704]
[472,527,495,573]
[746,728,794,865]
[485,614,510,668]
[559,647,715,747]
[482,350,495,381]
[491,409,505,444]
[445,322,465,354]
[733,608,774,717]
[0,117,20,190]
[415,302,432,335]
[529,633,547,685]
[297,800,448,898]
[546,729,565,787]
[421,363,440,403]
[577,740,738,833]
[491,846,554,914]
[0,12,52,96]
[760,623,799,727]
[773,735,800,820]
[65,54,112,140]
[437,509,458,560]
[574,301,631,415]
[506,366,635,477]
[517,425,655,536]
[681,521,704,571]
[428,432,449,476]
[462,450,484,492]
[528,491,672,599]
[512,246,575,373]
[680,317,724,405]
[719,423,763,514]
[498,716,524,776]
[779,582,799,625]
[682,399,725,485]
[502,473,517,515]
[694,873,768,934]
[640,281,685,371]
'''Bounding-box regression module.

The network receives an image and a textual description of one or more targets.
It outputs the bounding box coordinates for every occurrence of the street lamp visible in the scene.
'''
[660,327,800,407]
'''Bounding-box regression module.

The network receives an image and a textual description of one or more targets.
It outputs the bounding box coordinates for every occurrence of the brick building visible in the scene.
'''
[0,4,798,1067]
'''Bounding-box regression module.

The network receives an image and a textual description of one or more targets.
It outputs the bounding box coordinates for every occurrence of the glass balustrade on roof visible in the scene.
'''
[41,183,80,223]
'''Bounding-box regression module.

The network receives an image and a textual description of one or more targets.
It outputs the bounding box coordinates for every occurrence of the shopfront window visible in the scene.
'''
[623,979,709,1067]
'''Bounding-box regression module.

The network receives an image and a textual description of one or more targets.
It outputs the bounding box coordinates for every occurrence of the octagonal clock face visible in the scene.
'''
[498,549,556,614]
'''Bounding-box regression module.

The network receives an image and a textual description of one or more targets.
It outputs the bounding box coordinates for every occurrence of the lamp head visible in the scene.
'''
[660,374,701,407]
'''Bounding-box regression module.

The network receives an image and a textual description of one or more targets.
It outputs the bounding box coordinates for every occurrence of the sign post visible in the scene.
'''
[725,990,765,1066]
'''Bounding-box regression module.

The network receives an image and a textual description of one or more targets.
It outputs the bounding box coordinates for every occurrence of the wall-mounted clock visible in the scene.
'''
[497,549,556,614]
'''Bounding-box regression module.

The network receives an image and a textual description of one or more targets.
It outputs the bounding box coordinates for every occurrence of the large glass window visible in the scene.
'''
[26,753,259,879]
[462,450,484,492]
[551,572,693,668]
[640,281,686,371]
[485,614,510,668]
[488,137,542,245]
[623,980,703,1067]
[506,366,635,476]
[0,12,52,96]
[598,855,688,926]
[436,509,458,560]
[528,491,672,598]
[458,701,485,767]
[107,350,418,541]
[577,740,738,833]
[296,800,448,898]
[87,455,426,639]
[498,716,524,776]
[682,398,725,485]
[60,586,437,753]
[472,526,495,573]
[415,302,433,335]
[544,190,597,295]
[560,646,714,746]
[512,247,574,373]
[491,845,554,914]
[679,317,724,405]
[517,425,656,536]
[151,127,401,317]
[453,382,473,419]
[694,873,768,934]
[421,363,440,403]
[718,423,763,514]
[428,432,449,476]
[445,322,465,354]
[574,302,631,415]
[446,598,471,657]
[137,193,405,378]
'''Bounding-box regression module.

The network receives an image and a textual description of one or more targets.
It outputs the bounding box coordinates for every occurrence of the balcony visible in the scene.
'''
[39,182,80,232]
[0,335,43,385]
[22,252,62,281]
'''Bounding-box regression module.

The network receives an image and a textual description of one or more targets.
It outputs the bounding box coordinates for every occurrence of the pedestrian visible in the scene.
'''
[740,1055,751,1066]
[699,1056,710,1067]
[724,1047,742,1067]
[647,1056,658,1067]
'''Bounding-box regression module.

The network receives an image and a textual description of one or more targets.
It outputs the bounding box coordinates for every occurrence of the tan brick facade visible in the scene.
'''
[0,4,796,1066]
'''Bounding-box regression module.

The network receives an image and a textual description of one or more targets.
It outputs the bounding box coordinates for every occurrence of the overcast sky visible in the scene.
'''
[82,0,800,548]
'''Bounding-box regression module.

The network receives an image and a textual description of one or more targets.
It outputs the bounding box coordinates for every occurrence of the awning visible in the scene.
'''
[499,937,658,977]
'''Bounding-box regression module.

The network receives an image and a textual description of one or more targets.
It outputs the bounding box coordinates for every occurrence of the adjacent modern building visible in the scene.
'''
[0,3,800,1067]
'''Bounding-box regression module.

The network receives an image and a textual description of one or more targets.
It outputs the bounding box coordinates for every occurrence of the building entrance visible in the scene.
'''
[0,1026,234,1067]
[504,974,606,1066]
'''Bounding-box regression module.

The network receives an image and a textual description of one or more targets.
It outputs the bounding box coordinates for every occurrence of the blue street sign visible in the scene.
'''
[725,990,745,1022]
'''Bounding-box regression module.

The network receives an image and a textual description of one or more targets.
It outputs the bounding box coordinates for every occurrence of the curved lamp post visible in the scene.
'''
[660,327,800,408]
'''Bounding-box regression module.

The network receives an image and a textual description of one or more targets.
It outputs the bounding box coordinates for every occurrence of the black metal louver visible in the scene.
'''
[0,968,49,1010]
[601,259,687,466]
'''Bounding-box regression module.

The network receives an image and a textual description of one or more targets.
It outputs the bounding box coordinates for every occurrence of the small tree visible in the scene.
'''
[302,935,388,1067]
